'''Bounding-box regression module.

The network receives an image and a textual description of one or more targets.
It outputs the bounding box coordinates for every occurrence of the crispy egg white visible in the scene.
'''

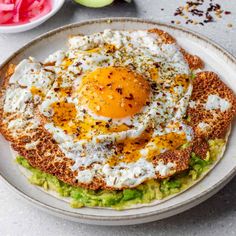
[4,30,194,188]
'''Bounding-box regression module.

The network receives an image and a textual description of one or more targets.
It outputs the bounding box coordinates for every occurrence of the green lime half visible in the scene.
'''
[74,0,114,8]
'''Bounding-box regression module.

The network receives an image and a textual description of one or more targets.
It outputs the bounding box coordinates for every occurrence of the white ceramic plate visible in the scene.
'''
[0,18,236,225]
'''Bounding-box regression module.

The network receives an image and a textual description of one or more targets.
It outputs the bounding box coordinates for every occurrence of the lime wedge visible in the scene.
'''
[74,0,114,8]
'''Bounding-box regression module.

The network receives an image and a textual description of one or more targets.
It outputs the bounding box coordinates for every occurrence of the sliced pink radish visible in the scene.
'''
[0,3,14,11]
[29,4,51,22]
[0,0,52,25]
[0,11,13,23]
[13,0,23,23]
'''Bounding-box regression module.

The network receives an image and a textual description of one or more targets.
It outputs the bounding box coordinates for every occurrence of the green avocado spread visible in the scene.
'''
[16,139,225,209]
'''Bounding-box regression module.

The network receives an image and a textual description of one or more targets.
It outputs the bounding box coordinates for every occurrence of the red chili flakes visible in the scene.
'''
[115,87,123,95]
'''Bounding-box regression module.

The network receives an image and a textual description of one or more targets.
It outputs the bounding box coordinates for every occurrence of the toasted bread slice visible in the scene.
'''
[187,71,236,139]
[152,147,192,179]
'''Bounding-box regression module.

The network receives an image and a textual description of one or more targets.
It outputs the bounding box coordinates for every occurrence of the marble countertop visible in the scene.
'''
[0,0,236,235]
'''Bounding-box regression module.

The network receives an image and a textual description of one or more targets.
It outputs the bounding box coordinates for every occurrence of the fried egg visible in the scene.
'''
[5,30,194,188]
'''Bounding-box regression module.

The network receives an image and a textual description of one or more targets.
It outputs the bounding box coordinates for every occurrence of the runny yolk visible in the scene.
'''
[147,132,187,160]
[78,66,150,119]
[107,131,187,166]
[51,102,77,128]
[174,74,190,90]
[107,130,152,166]
[30,86,45,98]
[50,101,130,140]
[149,67,159,81]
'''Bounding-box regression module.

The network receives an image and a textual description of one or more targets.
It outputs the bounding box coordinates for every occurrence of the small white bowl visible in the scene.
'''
[0,0,65,34]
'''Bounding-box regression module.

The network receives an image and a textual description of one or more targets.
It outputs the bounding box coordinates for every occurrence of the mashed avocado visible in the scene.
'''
[16,139,225,209]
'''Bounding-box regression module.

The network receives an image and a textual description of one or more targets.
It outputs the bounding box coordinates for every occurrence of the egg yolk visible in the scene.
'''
[49,101,130,140]
[147,132,187,160]
[174,74,190,90]
[78,66,150,119]
[51,102,77,128]
[31,86,45,98]
[149,67,159,81]
[107,131,187,166]
[107,130,152,166]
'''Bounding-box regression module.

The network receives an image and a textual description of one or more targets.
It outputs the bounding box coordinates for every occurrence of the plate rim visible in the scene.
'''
[1,17,236,222]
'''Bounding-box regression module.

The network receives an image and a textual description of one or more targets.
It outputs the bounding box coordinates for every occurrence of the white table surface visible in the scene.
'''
[1,0,236,235]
